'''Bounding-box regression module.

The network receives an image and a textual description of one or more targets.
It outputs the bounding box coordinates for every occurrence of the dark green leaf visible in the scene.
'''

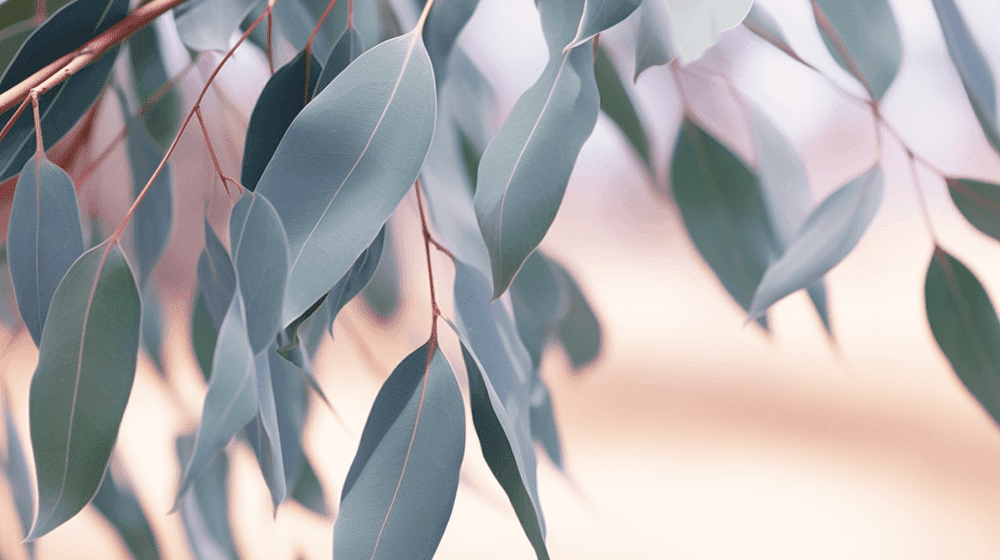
[129,24,181,146]
[926,248,1000,427]
[549,259,601,370]
[92,467,162,560]
[813,0,901,100]
[256,31,436,326]
[594,46,651,173]
[141,284,163,372]
[529,379,562,470]
[291,455,329,516]
[334,343,464,560]
[27,241,141,540]
[174,0,262,52]
[948,178,1000,242]
[175,434,239,560]
[565,0,640,50]
[7,153,84,345]
[191,289,217,381]
[314,27,365,96]
[197,218,236,330]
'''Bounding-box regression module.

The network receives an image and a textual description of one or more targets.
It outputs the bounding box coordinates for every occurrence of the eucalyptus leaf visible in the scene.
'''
[141,284,164,372]
[549,259,601,369]
[27,241,141,540]
[743,2,798,62]
[529,379,562,470]
[315,27,365,96]
[291,456,329,516]
[926,248,1000,427]
[749,166,883,320]
[0,249,17,329]
[511,251,568,369]
[813,0,901,100]
[419,0,480,83]
[634,0,674,82]
[272,0,348,62]
[256,31,436,326]
[197,218,236,331]
[192,289,217,381]
[564,0,640,51]
[595,46,652,174]
[245,351,286,512]
[948,178,1000,242]
[129,23,181,146]
[7,153,85,346]
[92,467,162,560]
[3,397,34,543]
[174,0,263,52]
[175,434,239,560]
[659,0,752,64]
[334,343,464,560]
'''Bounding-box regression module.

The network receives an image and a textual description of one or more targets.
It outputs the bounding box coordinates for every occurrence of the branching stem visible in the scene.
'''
[414,180,440,355]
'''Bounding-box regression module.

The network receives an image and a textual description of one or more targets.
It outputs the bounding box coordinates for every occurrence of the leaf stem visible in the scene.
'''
[195,106,239,199]
[304,0,339,56]
[414,180,440,349]
[414,0,436,35]
[810,0,873,99]
[30,91,42,156]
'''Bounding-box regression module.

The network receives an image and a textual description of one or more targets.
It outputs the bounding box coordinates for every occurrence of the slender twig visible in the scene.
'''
[305,0,340,56]
[907,148,939,243]
[195,106,238,199]
[414,180,440,351]
[30,92,43,156]
[347,0,354,28]
[267,10,275,75]
[427,236,456,261]
[810,0,873,99]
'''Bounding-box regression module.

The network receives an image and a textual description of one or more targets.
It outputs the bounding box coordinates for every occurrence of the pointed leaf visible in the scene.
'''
[27,241,141,540]
[7,153,85,345]
[4,398,34,541]
[192,289,217,381]
[141,284,164,372]
[529,379,562,470]
[174,0,262,52]
[931,0,1000,155]
[334,343,464,560]
[242,50,321,192]
[272,0,348,62]
[325,225,385,326]
[749,166,883,320]
[198,218,236,331]
[660,0,752,63]
[175,434,239,560]
[291,456,329,517]
[743,3,798,61]
[813,0,901,100]
[549,259,601,369]
[948,178,1000,242]
[256,31,436,326]
[315,27,365,97]
[634,0,674,82]
[926,249,1000,427]
[671,119,775,322]
[92,468,162,560]
[511,251,568,369]
[595,46,652,174]
[565,0,640,51]
[129,23,181,146]
[420,0,481,83]
[245,351,286,511]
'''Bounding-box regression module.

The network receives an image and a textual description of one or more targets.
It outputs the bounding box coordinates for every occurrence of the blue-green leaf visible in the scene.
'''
[0,0,127,180]
[661,0,752,63]
[92,467,162,560]
[948,178,1000,242]
[475,0,599,299]
[175,434,239,560]
[453,263,548,559]
[419,0,480,83]
[315,27,365,96]
[0,249,18,329]
[334,343,464,560]
[813,0,901,100]
[272,0,347,62]
[529,379,562,470]
[242,50,321,192]
[749,166,883,320]
[27,241,141,540]
[671,119,775,324]
[229,191,289,354]
[174,0,262,52]
[291,455,329,516]
[511,251,568,369]
[3,395,33,544]
[564,0,640,51]
[245,350,286,512]
[743,3,798,61]
[930,0,1000,155]
[257,31,436,326]
[197,218,236,330]
[359,223,400,323]
[129,23,181,147]
[633,0,674,82]
[926,249,1000,428]
[191,289,217,380]
[548,259,601,370]
[141,284,164,372]
[595,46,652,175]
[7,153,84,346]
[326,225,384,327]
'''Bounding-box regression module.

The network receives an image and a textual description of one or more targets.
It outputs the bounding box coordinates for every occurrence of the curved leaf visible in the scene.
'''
[511,251,568,369]
[0,0,127,180]
[749,166,883,320]
[129,23,181,146]
[565,0,640,51]
[3,397,34,543]
[256,31,436,326]
[242,50,321,192]
[315,27,365,96]
[7,153,85,346]
[92,467,162,560]
[659,0,752,64]
[926,249,1000,427]
[595,46,651,173]
[334,343,464,560]
[633,0,674,82]
[549,259,601,369]
[420,0,480,83]
[245,351,286,512]
[529,379,562,470]
[948,178,1000,242]
[141,284,164,372]
[198,218,236,331]
[359,228,401,323]
[27,241,141,540]
[272,0,347,62]
[192,290,217,380]
[174,0,262,52]
[175,434,239,560]
[813,0,901,100]
[930,0,1000,155]
[325,225,384,327]
[743,3,799,62]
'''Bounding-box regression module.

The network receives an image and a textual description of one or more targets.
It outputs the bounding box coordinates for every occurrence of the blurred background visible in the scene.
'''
[3,0,1000,558]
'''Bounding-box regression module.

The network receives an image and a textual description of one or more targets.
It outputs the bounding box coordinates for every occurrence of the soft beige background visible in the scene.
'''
[4,0,1000,558]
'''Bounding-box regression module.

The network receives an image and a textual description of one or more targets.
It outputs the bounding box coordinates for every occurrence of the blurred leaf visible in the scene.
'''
[743,3,789,52]
[671,119,774,325]
[529,379,562,470]
[314,27,365,96]
[948,178,1000,242]
[0,249,18,329]
[3,395,34,545]
[244,350,286,512]
[272,0,347,62]
[633,0,674,82]
[129,24,181,146]
[242,50,320,192]
[565,0,639,50]
[447,49,496,156]
[418,0,480,83]
[7,153,84,346]
[360,220,401,323]
[594,46,652,174]
[92,466,162,560]
[749,166,883,320]
[813,0,901,100]
[931,0,1000,155]
[291,456,329,516]
[175,434,239,560]
[334,343,464,560]
[141,284,164,372]
[256,31,436,326]
[549,259,601,370]
[926,248,1000,427]
[27,241,141,540]
[0,0,127,180]
[191,289,217,381]
[660,0,752,64]
[511,251,568,369]
[174,0,262,52]
[197,218,236,331]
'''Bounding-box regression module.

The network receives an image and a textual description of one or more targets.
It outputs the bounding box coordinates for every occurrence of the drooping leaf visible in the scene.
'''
[475,0,599,299]
[0,249,18,329]
[749,166,883,320]
[3,395,34,544]
[92,467,162,560]
[174,0,263,52]
[359,222,400,323]
[659,0,752,64]
[27,241,141,540]
[315,27,365,96]
[197,218,236,331]
[244,351,286,512]
[191,289,217,381]
[452,263,548,559]
[925,248,1000,427]
[948,178,1000,242]
[548,259,601,369]
[7,153,85,346]
[447,49,495,156]
[325,225,385,328]
[633,0,674,82]
[291,456,329,517]
[671,119,775,324]
[175,434,239,560]
[743,2,798,61]
[256,30,436,326]
[419,0,480,83]
[594,45,652,174]
[813,0,901,100]
[272,0,347,62]
[141,284,164,372]
[229,191,289,354]
[565,0,640,51]
[0,0,128,180]
[129,23,181,147]
[930,0,1000,155]
[242,50,321,192]
[334,343,464,560]
[511,251,568,369]
[529,379,562,470]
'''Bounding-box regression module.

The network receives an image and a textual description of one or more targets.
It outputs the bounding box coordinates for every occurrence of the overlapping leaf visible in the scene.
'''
[27,240,141,540]
[529,379,562,469]
[334,343,464,560]
[926,249,1000,427]
[419,0,480,82]
[315,27,365,96]
[129,23,181,146]
[641,0,751,65]
[7,153,84,345]
[595,46,652,173]
[141,285,164,372]
[197,218,236,330]
[634,0,674,82]
[92,467,162,560]
[256,30,436,326]
[175,434,239,560]
[565,0,640,51]
[548,258,601,369]
[245,350,286,512]
[948,178,1000,242]
[743,3,798,62]
[174,0,262,52]
[272,0,347,62]
[813,0,901,100]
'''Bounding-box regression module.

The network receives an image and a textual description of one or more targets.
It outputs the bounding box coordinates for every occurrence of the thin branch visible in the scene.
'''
[267,10,275,75]
[414,180,440,351]
[195,106,237,199]
[810,0,873,99]
[304,0,339,56]
[30,92,42,156]
[427,236,456,261]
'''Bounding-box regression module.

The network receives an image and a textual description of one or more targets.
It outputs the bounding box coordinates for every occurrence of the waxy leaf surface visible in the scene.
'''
[948,178,1000,242]
[634,0,674,82]
[813,0,901,100]
[27,241,140,540]
[245,350,286,511]
[565,0,640,50]
[659,0,752,63]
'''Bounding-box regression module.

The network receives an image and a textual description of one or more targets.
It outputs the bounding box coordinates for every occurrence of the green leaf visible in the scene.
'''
[256,31,436,326]
[930,0,1000,155]
[671,119,775,324]
[92,467,162,560]
[197,218,236,331]
[27,240,141,540]
[191,289,217,380]
[229,191,289,354]
[175,434,239,560]
[7,153,85,346]
[129,23,181,147]
[291,455,329,517]
[633,0,674,82]
[657,0,752,64]
[948,178,1000,242]
[419,0,481,83]
[749,166,883,320]
[529,379,562,470]
[813,0,901,100]
[334,343,464,560]
[0,0,128,180]
[594,46,652,174]
[549,259,601,369]
[564,0,640,51]
[314,27,365,96]
[242,50,321,192]
[245,350,287,512]
[3,396,34,544]
[475,0,599,299]
[511,251,568,369]
[174,0,262,52]
[925,248,1000,427]
[141,284,164,372]
[272,0,347,62]
[452,263,548,559]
